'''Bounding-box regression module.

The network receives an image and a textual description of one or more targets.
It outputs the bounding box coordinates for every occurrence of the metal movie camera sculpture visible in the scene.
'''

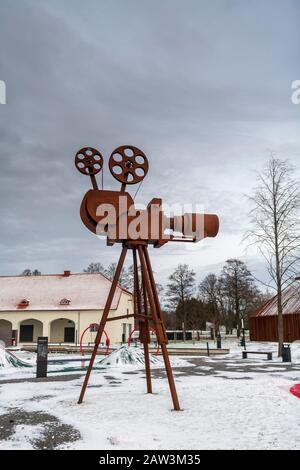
[75,145,219,410]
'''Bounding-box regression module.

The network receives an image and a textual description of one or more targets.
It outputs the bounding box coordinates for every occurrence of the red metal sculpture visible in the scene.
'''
[75,145,219,410]
[79,324,110,357]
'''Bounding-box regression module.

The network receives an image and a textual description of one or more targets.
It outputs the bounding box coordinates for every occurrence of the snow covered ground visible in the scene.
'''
[0,342,300,450]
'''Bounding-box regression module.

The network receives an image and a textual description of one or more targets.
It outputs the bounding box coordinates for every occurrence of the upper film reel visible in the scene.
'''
[75,147,103,176]
[109,145,149,185]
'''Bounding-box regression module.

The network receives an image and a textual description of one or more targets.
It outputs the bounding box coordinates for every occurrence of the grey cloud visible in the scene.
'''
[0,0,299,281]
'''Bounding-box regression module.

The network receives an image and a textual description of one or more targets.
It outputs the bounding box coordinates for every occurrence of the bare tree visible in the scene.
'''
[21,269,32,276]
[199,274,221,336]
[83,262,106,274]
[83,261,160,295]
[21,269,41,276]
[219,259,259,337]
[84,262,132,291]
[105,263,133,292]
[176,298,206,334]
[166,264,196,341]
[199,263,259,338]
[247,157,300,355]
[215,278,235,334]
[104,262,117,280]
[117,264,137,292]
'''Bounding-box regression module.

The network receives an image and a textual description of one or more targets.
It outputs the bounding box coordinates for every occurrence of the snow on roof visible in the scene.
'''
[0,272,132,312]
[252,281,300,317]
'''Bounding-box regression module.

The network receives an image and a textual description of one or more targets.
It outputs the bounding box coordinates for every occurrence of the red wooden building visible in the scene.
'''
[249,280,300,342]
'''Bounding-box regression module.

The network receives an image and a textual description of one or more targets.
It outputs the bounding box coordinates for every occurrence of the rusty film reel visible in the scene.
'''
[75,147,103,176]
[109,145,148,185]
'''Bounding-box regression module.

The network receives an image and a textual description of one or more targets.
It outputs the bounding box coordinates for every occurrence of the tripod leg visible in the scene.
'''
[142,246,180,410]
[143,340,152,393]
[133,248,152,394]
[138,245,180,411]
[132,248,140,322]
[142,267,153,394]
[78,246,128,404]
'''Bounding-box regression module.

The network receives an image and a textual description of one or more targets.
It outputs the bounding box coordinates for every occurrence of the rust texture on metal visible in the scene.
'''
[109,145,149,185]
[75,147,103,176]
[75,144,220,410]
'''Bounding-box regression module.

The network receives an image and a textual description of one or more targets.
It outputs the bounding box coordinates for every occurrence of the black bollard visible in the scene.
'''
[282,343,291,363]
[216,334,221,349]
[36,336,48,378]
[206,341,210,356]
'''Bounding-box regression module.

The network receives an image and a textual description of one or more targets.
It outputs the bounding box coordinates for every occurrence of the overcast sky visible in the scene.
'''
[0,0,299,287]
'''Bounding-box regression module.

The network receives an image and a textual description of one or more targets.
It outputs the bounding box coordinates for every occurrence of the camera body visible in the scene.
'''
[80,189,219,247]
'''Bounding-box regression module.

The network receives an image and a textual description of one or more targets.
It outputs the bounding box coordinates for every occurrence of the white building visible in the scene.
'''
[0,271,134,346]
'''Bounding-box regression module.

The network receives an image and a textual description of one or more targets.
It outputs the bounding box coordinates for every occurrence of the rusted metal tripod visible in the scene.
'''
[75,145,219,410]
[78,242,180,410]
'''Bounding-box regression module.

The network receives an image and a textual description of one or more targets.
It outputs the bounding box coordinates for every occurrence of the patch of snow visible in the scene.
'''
[0,362,299,449]
[0,344,33,369]
[0,424,44,450]
[98,345,163,367]
[98,345,188,368]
